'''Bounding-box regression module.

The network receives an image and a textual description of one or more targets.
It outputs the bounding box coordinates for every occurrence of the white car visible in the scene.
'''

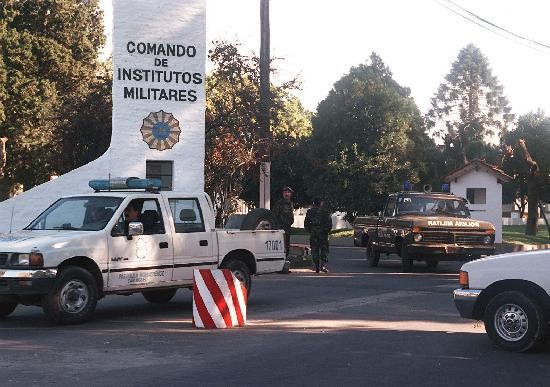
[0,178,285,324]
[454,249,550,352]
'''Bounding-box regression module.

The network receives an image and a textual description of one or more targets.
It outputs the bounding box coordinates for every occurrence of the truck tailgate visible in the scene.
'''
[216,229,286,274]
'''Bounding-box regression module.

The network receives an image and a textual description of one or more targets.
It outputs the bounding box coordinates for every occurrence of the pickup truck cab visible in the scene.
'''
[355,191,495,271]
[0,178,285,324]
[454,249,550,352]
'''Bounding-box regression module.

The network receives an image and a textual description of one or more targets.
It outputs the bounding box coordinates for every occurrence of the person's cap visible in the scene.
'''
[282,186,294,193]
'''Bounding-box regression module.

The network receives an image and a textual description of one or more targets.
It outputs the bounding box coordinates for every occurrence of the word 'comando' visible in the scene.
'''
[126,41,197,57]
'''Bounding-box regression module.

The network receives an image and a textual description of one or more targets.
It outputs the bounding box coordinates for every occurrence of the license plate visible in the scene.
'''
[445,246,461,254]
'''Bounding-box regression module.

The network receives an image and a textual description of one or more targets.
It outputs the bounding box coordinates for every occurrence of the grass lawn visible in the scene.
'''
[502,225,550,245]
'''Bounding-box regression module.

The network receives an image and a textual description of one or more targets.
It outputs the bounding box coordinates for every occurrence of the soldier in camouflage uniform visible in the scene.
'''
[304,198,332,273]
[272,186,295,272]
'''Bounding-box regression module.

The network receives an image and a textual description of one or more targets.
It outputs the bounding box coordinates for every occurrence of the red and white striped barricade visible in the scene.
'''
[192,269,247,329]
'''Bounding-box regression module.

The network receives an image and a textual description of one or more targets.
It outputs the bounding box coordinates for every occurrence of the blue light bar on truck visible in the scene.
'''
[89,177,162,192]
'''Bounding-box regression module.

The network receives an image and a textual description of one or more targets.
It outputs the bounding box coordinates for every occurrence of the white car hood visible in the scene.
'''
[462,249,550,289]
[0,230,93,252]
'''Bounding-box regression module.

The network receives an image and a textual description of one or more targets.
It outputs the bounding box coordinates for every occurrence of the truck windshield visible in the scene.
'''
[397,195,470,218]
[25,196,123,231]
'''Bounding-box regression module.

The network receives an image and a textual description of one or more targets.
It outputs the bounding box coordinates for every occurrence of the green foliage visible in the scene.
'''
[0,0,107,197]
[243,95,313,208]
[306,53,436,217]
[502,111,550,213]
[57,60,112,173]
[427,44,514,167]
[205,41,312,225]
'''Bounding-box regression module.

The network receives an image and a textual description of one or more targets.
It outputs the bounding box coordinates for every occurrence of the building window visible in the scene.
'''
[146,160,173,191]
[466,188,486,204]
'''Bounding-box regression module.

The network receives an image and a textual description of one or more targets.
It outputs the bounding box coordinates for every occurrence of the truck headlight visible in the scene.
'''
[482,235,492,244]
[11,250,44,268]
[12,253,30,266]
[413,233,423,242]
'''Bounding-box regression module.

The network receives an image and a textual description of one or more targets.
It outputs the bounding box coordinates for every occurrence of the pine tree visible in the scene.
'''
[427,44,514,167]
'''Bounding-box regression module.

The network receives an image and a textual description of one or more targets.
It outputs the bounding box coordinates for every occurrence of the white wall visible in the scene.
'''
[292,209,352,230]
[0,0,205,233]
[449,168,504,243]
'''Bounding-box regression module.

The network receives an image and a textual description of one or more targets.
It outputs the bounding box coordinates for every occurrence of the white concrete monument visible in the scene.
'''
[0,0,206,232]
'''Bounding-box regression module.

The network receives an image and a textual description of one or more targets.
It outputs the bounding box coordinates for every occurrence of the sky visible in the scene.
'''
[100,0,550,117]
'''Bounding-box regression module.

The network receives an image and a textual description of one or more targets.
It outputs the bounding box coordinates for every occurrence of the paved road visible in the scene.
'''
[1,244,549,386]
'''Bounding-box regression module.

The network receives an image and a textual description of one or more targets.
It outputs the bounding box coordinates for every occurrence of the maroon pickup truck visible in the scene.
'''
[353,191,495,271]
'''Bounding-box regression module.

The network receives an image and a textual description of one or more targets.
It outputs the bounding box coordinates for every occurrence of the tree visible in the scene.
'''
[427,44,514,167]
[0,0,106,198]
[307,53,436,218]
[241,95,313,209]
[56,60,112,174]
[502,112,550,235]
[205,41,310,225]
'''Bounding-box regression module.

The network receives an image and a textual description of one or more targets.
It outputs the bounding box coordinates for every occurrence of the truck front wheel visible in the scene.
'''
[483,291,545,352]
[222,260,252,297]
[142,288,177,303]
[42,266,98,325]
[0,302,17,318]
[366,244,380,267]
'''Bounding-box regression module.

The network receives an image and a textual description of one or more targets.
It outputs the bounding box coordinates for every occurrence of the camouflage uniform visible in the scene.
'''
[272,197,294,257]
[304,205,332,272]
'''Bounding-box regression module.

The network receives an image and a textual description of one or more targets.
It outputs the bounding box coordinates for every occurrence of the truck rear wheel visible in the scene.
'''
[42,266,98,325]
[366,244,380,267]
[222,259,252,297]
[0,302,17,318]
[142,288,177,303]
[483,291,545,352]
[400,243,413,272]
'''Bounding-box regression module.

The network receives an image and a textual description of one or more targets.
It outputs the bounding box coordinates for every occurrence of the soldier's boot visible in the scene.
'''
[314,260,320,273]
[320,260,328,273]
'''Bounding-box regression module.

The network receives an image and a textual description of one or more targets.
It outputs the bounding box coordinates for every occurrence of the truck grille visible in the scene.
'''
[455,234,485,245]
[0,278,8,291]
[421,232,450,244]
[421,232,485,245]
[0,253,9,266]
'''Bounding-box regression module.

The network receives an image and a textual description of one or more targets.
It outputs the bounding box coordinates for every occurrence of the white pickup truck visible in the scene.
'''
[0,178,285,324]
[454,249,550,352]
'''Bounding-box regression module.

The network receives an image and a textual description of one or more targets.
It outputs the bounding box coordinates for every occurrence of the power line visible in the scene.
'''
[434,0,550,53]
[445,0,550,50]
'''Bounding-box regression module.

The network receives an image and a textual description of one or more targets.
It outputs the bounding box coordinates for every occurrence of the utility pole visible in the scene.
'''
[259,0,271,209]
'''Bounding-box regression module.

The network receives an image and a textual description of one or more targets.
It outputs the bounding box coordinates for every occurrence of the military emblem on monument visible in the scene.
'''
[140,110,181,151]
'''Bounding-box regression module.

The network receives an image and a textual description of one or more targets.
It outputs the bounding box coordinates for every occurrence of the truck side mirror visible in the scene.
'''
[127,221,144,240]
